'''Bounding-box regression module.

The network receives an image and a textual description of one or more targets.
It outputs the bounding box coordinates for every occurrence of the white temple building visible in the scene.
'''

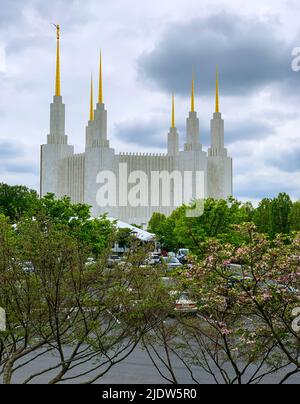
[40,26,233,227]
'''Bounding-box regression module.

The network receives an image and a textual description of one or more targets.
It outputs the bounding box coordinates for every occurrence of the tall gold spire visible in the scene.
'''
[90,74,94,121]
[171,94,175,128]
[98,50,103,104]
[54,24,61,97]
[191,71,195,112]
[215,65,219,113]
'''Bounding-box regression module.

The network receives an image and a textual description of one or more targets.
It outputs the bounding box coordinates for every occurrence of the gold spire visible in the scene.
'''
[215,65,219,113]
[90,74,94,121]
[191,71,195,112]
[54,24,61,97]
[171,94,175,128]
[98,50,103,104]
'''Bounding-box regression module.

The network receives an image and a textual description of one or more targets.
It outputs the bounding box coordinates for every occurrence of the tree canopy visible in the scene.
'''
[148,193,299,253]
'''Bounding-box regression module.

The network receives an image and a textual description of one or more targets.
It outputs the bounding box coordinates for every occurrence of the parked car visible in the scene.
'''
[174,292,197,314]
[147,253,161,265]
[85,257,96,267]
[161,256,183,270]
[160,278,197,314]
[176,248,190,264]
[177,248,189,257]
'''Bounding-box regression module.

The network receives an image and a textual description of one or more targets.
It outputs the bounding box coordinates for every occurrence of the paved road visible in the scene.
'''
[6,345,300,384]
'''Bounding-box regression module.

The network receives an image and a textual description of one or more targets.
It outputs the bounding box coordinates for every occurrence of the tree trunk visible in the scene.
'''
[3,356,15,384]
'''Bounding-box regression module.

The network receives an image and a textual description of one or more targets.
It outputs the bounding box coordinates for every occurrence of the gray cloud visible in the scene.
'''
[267,145,300,172]
[138,12,298,97]
[114,120,168,148]
[0,1,23,25]
[4,162,38,174]
[226,120,275,144]
[114,117,274,149]
[0,0,299,203]
[0,140,38,175]
[236,178,299,200]
[0,140,22,158]
[0,0,84,27]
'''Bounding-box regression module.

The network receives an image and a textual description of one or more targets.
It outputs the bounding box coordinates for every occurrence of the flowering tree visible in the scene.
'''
[144,224,300,384]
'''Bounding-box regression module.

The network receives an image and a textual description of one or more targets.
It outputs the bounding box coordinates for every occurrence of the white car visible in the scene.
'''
[162,256,183,269]
[147,253,161,265]
[174,292,197,314]
[161,278,197,315]
[85,257,96,267]
[177,249,189,257]
[176,249,190,264]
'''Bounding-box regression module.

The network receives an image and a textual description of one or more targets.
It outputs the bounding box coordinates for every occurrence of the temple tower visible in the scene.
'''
[40,24,74,197]
[207,67,233,199]
[167,95,179,156]
[179,74,207,202]
[84,52,115,216]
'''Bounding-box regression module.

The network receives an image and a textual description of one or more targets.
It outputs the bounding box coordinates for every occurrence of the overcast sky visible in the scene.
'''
[0,0,299,203]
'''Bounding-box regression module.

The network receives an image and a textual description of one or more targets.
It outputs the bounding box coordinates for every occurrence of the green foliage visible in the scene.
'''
[289,201,300,231]
[37,193,91,224]
[0,183,39,221]
[254,193,293,238]
[148,211,180,251]
[0,215,164,384]
[0,186,116,258]
[147,212,167,235]
[148,193,299,253]
[32,194,116,258]
[117,227,133,249]
[148,197,254,254]
[0,183,299,256]
[146,224,300,384]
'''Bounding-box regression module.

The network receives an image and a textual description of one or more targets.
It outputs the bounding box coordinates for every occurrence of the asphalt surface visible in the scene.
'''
[4,345,299,384]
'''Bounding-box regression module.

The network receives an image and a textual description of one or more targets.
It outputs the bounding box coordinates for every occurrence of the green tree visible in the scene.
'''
[0,215,164,384]
[271,192,293,235]
[254,193,293,238]
[148,211,181,251]
[253,198,272,235]
[149,198,254,254]
[34,194,115,257]
[289,200,300,231]
[117,227,134,250]
[148,212,167,237]
[0,183,39,221]
[37,193,91,224]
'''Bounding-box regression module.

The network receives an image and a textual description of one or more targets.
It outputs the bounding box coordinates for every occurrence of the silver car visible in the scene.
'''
[162,256,183,270]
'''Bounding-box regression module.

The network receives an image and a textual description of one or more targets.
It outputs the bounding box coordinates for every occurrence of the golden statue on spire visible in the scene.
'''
[54,24,60,39]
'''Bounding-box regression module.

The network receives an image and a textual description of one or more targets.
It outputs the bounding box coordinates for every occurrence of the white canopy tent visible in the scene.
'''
[108,218,155,242]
